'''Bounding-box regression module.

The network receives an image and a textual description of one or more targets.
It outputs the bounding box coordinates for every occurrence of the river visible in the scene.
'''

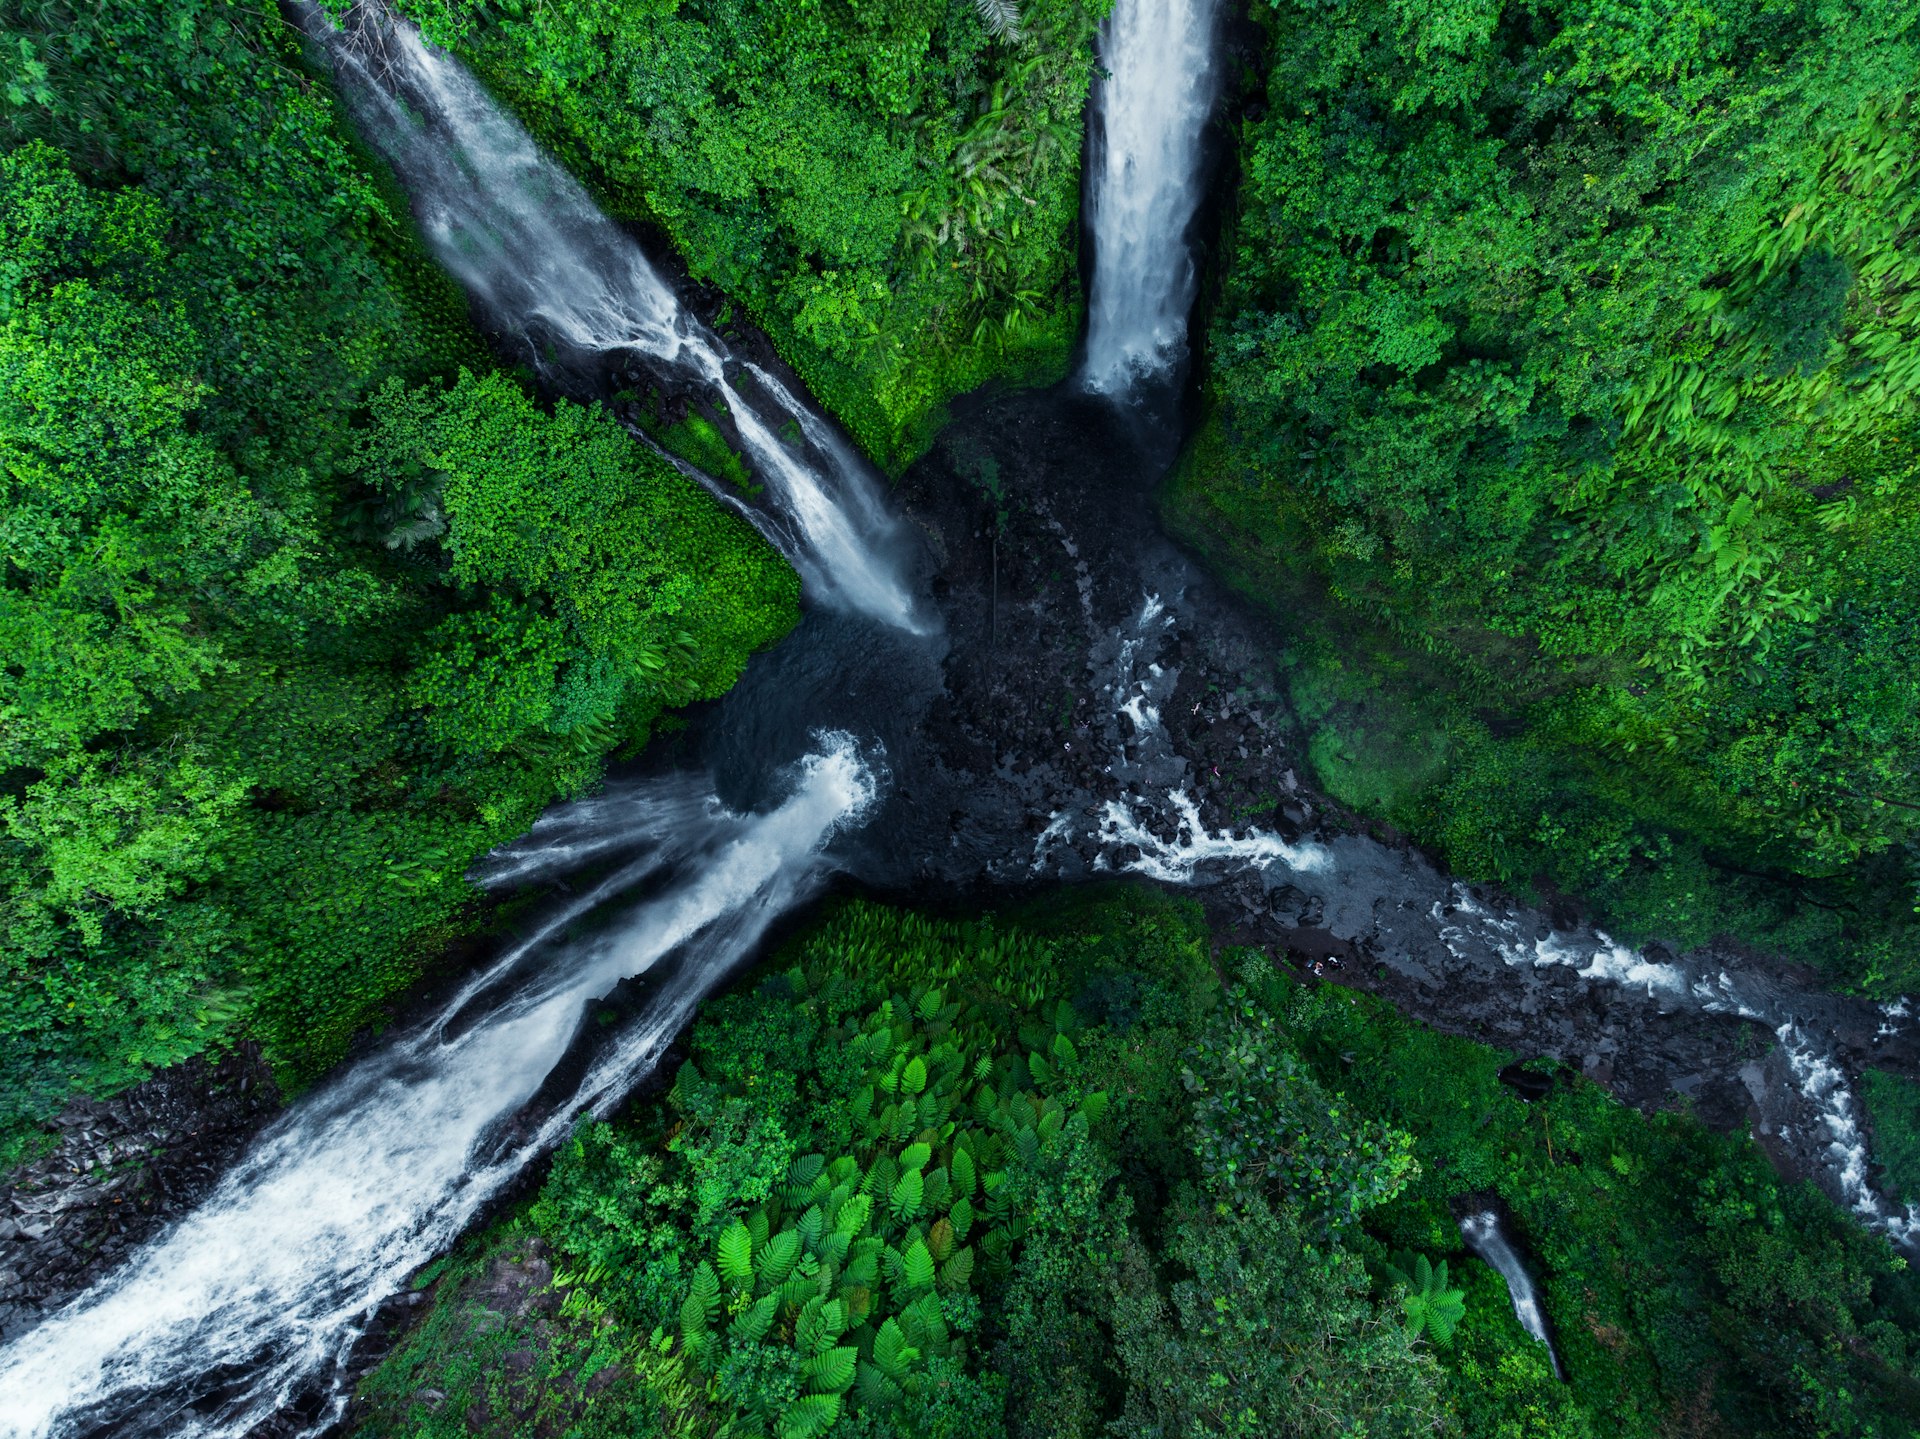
[0,2,1915,1434]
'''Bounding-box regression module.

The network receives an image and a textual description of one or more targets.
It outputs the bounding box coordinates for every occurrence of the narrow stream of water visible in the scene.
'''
[1,3,1915,1435]
[1460,1210,1561,1378]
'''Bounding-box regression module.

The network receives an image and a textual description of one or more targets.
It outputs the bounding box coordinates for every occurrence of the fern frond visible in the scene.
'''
[804,1345,859,1394]
[835,1193,873,1240]
[901,1238,937,1292]
[951,1147,977,1198]
[718,1221,755,1288]
[691,1262,721,1321]
[856,1360,903,1409]
[873,1318,920,1380]
[890,1168,925,1221]
[939,1245,975,1293]
[757,1229,802,1287]
[731,1293,779,1344]
[972,0,1022,41]
[777,1393,841,1439]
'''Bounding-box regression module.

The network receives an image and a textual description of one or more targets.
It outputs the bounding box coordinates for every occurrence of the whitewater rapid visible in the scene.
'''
[0,740,878,1439]
[297,2,926,633]
[1030,583,1920,1251]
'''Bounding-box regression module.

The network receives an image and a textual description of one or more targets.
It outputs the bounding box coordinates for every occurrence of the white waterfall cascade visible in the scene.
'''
[1079,0,1224,394]
[1459,1210,1562,1378]
[0,739,878,1439]
[297,3,928,634]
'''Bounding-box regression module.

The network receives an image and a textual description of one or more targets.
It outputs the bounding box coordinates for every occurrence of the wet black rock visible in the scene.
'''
[0,1047,280,1342]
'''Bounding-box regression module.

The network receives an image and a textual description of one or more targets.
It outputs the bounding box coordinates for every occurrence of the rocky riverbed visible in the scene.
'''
[6,376,1917,1373]
[876,381,1920,1235]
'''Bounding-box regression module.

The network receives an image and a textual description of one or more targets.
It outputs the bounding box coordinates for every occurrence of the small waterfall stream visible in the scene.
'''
[1079,0,1225,392]
[297,3,927,635]
[1459,1211,1562,1378]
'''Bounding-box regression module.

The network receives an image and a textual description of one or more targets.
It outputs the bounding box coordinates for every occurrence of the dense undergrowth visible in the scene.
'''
[357,891,1920,1439]
[349,891,1920,1429]
[390,0,1105,473]
[0,1,797,1161]
[1171,0,1920,992]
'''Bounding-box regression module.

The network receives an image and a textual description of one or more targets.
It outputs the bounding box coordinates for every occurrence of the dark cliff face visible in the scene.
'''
[0,1047,281,1343]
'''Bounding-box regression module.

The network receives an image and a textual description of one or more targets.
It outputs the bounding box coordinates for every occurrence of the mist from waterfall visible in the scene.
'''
[0,740,878,1439]
[1079,0,1224,394]
[296,2,927,634]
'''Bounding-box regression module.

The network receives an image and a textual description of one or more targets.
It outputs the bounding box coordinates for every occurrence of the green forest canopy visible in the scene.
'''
[5,2,1920,1434]
[0,2,796,1156]
[1169,0,1920,991]
[393,0,1108,470]
[355,895,1920,1439]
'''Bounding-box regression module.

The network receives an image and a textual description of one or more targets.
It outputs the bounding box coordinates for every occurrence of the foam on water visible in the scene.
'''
[1096,790,1330,882]
[1080,0,1224,393]
[0,738,877,1439]
[1775,1024,1920,1246]
[297,3,925,632]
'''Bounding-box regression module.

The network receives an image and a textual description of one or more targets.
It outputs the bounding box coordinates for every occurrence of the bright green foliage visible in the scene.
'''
[358,370,798,758]
[361,890,1920,1439]
[1380,1252,1467,1346]
[1861,1068,1920,1206]
[1183,958,1418,1232]
[1280,979,1920,1438]
[390,0,1106,469]
[0,1,795,1153]
[670,968,1105,1438]
[1173,0,1920,988]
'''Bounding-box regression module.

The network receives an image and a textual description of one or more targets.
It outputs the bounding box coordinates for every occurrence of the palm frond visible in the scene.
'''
[972,0,1022,41]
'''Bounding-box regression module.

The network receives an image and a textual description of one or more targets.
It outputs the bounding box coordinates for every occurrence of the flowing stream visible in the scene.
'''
[0,742,876,1438]
[2,3,1917,1434]
[295,2,927,635]
[1079,0,1224,392]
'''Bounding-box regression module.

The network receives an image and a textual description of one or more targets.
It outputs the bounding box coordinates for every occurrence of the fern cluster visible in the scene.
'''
[791,903,1064,1019]
[670,976,1105,1438]
[1379,1251,1467,1345]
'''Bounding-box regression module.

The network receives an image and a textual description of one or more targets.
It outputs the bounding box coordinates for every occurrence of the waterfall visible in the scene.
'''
[1458,1210,1563,1379]
[0,739,878,1439]
[296,3,928,635]
[1079,0,1224,394]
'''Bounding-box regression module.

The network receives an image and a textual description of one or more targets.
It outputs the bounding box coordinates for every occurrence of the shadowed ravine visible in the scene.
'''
[0,4,1916,1436]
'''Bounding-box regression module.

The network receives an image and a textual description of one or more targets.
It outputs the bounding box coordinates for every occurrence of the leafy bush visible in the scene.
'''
[668,974,1109,1438]
[389,0,1106,469]
[1862,1068,1920,1205]
[1173,0,1920,989]
[1183,957,1417,1233]
[0,1,796,1149]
